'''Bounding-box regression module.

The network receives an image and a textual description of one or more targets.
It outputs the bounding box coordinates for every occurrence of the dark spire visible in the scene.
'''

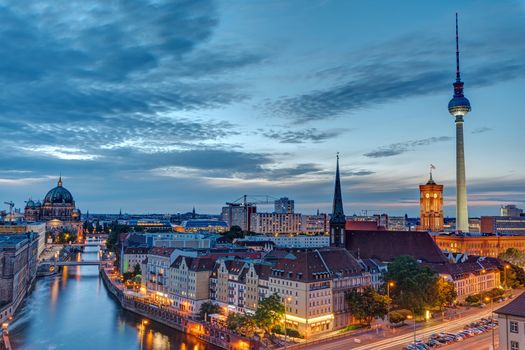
[455,13,461,82]
[453,13,465,97]
[192,206,196,219]
[330,153,345,224]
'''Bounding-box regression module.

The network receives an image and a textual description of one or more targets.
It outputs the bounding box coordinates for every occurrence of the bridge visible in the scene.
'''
[55,260,109,266]
[39,260,112,268]
[47,242,105,247]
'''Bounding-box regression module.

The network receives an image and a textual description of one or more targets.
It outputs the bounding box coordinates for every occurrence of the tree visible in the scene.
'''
[383,256,439,315]
[346,286,388,325]
[388,311,406,324]
[237,315,257,337]
[501,263,525,288]
[498,248,525,267]
[199,302,221,321]
[254,294,285,334]
[133,263,142,276]
[226,313,257,337]
[435,278,457,308]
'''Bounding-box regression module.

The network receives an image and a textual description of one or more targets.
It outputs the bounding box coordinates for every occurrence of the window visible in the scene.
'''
[511,321,519,333]
[511,341,519,350]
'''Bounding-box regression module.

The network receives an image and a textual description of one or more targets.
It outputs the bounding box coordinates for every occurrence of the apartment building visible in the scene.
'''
[122,247,149,272]
[496,293,525,350]
[169,256,215,315]
[268,248,371,336]
[145,247,177,295]
[210,259,272,314]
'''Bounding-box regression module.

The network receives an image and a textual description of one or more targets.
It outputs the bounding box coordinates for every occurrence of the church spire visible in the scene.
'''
[331,153,345,223]
[330,153,346,247]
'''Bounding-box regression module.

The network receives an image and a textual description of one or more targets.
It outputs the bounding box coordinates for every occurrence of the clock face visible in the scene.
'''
[425,193,430,198]
[434,193,438,198]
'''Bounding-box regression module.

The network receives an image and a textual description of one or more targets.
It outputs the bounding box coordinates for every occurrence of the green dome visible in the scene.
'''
[44,177,74,204]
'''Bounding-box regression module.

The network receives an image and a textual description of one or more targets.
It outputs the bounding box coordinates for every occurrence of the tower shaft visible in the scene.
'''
[455,116,469,231]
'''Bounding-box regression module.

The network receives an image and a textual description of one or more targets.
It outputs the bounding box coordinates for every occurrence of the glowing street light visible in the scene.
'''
[505,264,511,289]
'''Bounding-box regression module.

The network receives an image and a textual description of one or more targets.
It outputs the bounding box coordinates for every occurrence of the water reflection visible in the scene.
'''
[8,247,219,350]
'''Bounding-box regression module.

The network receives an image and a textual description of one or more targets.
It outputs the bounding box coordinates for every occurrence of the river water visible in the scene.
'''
[8,247,219,350]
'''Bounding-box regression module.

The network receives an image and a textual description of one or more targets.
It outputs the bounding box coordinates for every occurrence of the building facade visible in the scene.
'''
[496,293,525,350]
[481,216,525,236]
[274,197,295,214]
[434,234,525,257]
[169,256,215,315]
[501,205,523,217]
[250,213,302,235]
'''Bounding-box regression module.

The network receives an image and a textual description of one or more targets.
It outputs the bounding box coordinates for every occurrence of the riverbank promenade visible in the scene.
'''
[100,266,260,350]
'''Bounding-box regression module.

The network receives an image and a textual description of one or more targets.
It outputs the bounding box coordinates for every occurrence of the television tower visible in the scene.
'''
[448,13,471,232]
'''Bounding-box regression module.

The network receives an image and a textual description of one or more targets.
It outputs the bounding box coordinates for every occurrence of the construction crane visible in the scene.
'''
[360,209,383,216]
[4,201,14,223]
[226,195,277,207]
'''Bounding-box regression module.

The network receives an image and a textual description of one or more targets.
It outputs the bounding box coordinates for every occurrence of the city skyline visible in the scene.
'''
[1,1,524,215]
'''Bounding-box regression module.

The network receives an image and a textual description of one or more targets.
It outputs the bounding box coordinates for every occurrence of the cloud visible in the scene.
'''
[364,136,453,158]
[471,127,492,134]
[260,128,347,143]
[266,15,525,122]
[0,0,262,135]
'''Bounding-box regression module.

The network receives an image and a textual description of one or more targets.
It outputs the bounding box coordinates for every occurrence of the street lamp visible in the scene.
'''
[485,296,495,349]
[505,264,511,289]
[406,312,416,345]
[284,296,292,349]
[386,281,394,324]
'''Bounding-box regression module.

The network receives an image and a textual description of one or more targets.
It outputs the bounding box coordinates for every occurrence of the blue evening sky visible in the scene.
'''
[0,0,523,216]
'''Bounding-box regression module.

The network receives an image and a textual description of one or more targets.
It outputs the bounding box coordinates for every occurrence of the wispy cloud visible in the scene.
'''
[266,16,525,122]
[363,136,453,158]
[259,128,347,143]
[471,127,492,134]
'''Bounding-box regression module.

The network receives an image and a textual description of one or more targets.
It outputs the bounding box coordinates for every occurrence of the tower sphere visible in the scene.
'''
[448,94,471,117]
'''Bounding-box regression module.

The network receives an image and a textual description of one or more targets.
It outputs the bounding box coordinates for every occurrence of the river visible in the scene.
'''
[8,247,219,350]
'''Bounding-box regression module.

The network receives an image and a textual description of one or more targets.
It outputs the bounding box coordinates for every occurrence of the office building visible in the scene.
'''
[274,197,294,214]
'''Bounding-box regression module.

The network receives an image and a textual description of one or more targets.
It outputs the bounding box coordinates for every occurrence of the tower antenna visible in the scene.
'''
[455,13,460,82]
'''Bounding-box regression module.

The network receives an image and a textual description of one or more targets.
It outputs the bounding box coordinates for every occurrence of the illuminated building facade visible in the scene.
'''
[417,172,444,232]
[433,234,525,257]
[481,216,525,236]
[23,177,82,235]
[268,248,370,336]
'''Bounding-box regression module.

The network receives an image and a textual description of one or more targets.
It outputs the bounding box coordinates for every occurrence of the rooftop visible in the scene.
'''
[496,292,525,318]
[345,230,448,264]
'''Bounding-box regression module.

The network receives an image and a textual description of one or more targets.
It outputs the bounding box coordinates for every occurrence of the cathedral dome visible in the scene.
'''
[25,199,35,208]
[44,177,74,204]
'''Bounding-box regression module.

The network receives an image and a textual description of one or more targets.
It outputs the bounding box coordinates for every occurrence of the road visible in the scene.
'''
[299,293,517,350]
[446,330,498,350]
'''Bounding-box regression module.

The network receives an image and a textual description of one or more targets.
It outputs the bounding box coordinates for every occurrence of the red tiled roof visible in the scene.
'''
[345,230,447,264]
[270,247,363,283]
[148,247,176,257]
[124,247,149,255]
[496,292,525,318]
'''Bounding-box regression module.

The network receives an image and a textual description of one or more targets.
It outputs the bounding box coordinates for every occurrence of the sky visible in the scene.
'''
[0,0,524,216]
